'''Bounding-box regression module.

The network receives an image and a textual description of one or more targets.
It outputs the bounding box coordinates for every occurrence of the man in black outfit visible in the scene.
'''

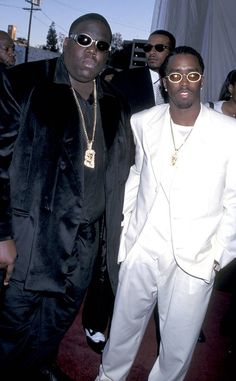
[0,13,133,381]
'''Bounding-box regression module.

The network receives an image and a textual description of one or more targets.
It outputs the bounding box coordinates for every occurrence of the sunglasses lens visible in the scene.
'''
[96,41,110,52]
[76,34,92,46]
[143,44,152,53]
[154,44,165,52]
[187,72,201,82]
[168,73,182,82]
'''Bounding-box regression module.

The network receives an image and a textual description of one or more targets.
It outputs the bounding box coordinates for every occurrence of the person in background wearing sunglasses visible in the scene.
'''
[110,29,176,113]
[206,69,236,370]
[95,46,236,381]
[81,29,176,356]
[0,13,134,381]
[0,30,16,68]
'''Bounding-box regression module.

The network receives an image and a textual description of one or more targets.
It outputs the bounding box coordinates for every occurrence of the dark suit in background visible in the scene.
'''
[111,66,156,113]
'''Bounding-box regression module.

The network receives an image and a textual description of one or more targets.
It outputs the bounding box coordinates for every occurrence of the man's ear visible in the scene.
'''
[200,75,204,89]
[162,78,167,92]
[63,37,69,49]
[228,84,233,97]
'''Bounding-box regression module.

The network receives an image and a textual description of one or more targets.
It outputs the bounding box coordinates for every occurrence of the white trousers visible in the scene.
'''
[95,243,214,381]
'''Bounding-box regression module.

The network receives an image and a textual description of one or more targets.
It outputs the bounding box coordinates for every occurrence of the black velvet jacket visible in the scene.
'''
[0,56,133,293]
[0,66,19,238]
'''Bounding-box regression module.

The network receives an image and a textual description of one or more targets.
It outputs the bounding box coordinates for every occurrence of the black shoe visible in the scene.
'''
[37,364,73,381]
[198,329,206,343]
[84,328,106,354]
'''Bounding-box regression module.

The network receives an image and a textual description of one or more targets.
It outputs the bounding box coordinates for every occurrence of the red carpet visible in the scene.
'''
[57,288,233,380]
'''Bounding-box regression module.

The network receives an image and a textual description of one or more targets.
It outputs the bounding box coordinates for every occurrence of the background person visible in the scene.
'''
[207,69,236,117]
[111,29,176,112]
[0,30,16,68]
[207,69,236,368]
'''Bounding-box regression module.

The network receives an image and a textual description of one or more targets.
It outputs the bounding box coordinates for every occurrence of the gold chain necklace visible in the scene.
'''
[170,118,193,166]
[71,79,97,168]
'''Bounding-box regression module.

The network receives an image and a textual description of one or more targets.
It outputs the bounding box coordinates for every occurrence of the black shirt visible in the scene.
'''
[76,90,107,224]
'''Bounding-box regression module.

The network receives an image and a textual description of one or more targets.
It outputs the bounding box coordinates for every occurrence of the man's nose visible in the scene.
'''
[180,74,188,85]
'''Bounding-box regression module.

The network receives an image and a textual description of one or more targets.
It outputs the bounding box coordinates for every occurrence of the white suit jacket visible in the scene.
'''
[118,103,236,282]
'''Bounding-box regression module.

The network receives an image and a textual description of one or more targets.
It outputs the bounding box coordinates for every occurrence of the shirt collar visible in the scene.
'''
[149,68,160,84]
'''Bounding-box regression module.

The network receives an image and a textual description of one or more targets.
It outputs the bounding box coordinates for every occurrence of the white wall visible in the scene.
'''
[151,0,236,102]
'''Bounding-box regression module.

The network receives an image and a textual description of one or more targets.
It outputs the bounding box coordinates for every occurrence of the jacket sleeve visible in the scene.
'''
[0,68,20,239]
[214,140,236,269]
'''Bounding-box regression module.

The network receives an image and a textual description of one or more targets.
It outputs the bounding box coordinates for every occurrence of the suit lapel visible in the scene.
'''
[144,105,171,183]
[49,84,84,196]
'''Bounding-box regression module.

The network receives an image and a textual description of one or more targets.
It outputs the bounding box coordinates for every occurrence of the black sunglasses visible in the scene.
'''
[69,33,111,52]
[143,43,170,53]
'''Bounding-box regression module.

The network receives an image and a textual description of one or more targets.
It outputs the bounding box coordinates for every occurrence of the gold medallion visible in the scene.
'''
[170,118,194,167]
[84,149,95,168]
[171,151,177,166]
[71,80,97,169]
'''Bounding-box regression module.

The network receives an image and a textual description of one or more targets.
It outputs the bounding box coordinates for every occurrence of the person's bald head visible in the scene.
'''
[0,31,16,67]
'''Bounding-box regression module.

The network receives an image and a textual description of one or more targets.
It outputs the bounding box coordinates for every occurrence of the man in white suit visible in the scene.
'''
[95,46,236,381]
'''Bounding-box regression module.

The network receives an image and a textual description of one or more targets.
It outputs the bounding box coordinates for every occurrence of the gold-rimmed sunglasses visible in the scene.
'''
[166,72,203,83]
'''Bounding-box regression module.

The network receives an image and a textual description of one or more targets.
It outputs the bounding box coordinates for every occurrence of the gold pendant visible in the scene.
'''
[171,151,177,166]
[84,149,95,168]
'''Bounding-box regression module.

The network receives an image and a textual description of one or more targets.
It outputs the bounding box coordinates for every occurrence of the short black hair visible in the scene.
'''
[219,70,236,101]
[149,30,176,51]
[159,45,205,78]
[69,13,112,42]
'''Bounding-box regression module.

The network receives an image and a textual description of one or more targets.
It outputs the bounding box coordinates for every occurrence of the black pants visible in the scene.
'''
[0,221,100,377]
[82,265,114,334]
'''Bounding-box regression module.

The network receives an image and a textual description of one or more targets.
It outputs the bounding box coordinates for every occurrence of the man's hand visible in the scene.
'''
[0,239,17,285]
